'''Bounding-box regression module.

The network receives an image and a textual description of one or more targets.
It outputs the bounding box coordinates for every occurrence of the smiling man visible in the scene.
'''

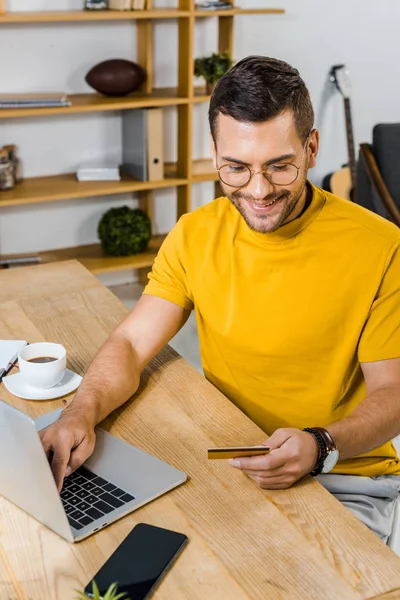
[40,56,400,543]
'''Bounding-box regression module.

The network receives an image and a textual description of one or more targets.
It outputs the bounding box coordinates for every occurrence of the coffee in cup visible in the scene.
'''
[18,342,67,389]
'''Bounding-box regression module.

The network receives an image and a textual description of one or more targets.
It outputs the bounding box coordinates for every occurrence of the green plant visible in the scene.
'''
[98,206,152,256]
[75,581,127,600]
[194,51,233,86]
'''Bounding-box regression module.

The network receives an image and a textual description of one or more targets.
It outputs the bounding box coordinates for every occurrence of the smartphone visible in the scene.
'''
[208,445,270,459]
[84,523,188,600]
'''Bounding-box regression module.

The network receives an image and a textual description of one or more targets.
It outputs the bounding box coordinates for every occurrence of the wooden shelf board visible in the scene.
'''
[194,8,285,17]
[0,8,284,24]
[192,158,218,182]
[0,172,188,207]
[0,88,188,119]
[193,87,211,103]
[0,9,191,23]
[164,158,218,182]
[0,235,166,275]
[43,235,166,273]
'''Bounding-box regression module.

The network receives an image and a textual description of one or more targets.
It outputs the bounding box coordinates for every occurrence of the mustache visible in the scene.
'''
[231,190,291,203]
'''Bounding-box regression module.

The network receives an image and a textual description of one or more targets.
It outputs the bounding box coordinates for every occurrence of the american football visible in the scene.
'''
[85,59,146,96]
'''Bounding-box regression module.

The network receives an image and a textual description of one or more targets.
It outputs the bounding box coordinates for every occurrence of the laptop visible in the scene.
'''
[0,400,187,542]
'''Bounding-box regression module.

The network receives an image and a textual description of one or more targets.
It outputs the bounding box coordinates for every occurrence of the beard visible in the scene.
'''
[225,178,308,234]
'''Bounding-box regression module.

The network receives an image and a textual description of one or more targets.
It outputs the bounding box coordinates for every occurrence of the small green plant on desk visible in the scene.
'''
[194,51,234,93]
[76,581,128,600]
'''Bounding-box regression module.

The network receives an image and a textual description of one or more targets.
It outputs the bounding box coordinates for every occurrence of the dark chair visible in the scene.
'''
[355,124,400,227]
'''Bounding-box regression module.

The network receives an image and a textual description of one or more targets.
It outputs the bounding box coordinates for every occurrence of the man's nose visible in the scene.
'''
[245,172,274,200]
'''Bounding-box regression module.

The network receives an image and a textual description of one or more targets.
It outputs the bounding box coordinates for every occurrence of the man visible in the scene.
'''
[41,56,400,542]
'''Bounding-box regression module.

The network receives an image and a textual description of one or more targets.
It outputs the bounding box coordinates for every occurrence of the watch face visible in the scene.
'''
[321,449,339,474]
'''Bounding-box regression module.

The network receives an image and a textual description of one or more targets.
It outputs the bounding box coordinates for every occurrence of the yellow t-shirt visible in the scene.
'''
[144,184,400,477]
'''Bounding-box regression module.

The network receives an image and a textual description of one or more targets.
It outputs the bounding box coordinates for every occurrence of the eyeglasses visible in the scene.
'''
[216,135,310,189]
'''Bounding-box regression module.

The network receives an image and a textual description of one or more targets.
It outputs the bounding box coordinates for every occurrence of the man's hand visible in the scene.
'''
[229,428,319,489]
[39,411,96,492]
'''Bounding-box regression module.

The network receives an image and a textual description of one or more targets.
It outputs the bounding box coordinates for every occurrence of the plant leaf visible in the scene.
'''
[194,51,233,84]
[74,591,91,600]
[91,580,101,599]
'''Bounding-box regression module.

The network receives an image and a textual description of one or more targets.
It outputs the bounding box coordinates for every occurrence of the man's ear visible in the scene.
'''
[210,133,217,169]
[308,129,319,170]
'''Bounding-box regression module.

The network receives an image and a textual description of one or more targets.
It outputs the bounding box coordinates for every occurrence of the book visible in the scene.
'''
[132,0,146,9]
[109,0,131,8]
[0,93,71,109]
[0,340,27,380]
[0,255,41,267]
[76,166,121,181]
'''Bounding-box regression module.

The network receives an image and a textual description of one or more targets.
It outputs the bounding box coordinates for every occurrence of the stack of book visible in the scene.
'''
[109,0,146,9]
[0,93,71,110]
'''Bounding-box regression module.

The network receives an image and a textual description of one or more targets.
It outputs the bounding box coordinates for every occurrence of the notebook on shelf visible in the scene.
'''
[0,93,71,109]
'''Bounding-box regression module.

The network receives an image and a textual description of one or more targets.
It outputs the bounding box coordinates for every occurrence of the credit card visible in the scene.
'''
[208,445,270,459]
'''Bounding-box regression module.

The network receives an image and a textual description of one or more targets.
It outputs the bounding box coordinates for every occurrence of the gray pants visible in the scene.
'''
[316,474,400,543]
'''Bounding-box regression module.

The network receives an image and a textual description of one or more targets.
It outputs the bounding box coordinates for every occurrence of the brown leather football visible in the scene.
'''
[85,59,146,96]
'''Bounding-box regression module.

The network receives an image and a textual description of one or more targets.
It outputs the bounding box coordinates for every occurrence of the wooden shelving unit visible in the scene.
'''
[0,8,284,23]
[0,172,188,207]
[39,234,166,274]
[0,88,188,119]
[0,4,284,276]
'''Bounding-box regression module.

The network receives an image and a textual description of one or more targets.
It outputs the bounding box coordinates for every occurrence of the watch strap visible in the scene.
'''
[303,427,328,475]
[312,427,337,453]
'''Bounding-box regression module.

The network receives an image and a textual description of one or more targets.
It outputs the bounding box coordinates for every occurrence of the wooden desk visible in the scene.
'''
[1,261,400,600]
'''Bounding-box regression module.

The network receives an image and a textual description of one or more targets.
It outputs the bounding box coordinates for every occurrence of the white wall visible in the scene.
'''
[1,0,398,284]
[235,0,400,187]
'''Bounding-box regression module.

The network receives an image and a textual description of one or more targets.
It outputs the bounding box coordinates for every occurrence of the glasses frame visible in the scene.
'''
[216,132,311,189]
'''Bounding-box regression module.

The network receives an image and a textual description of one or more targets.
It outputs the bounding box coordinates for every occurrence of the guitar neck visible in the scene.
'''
[344,97,357,190]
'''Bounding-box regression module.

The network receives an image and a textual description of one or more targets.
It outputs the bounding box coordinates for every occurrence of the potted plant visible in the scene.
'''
[194,51,233,94]
[97,206,152,256]
[76,581,127,600]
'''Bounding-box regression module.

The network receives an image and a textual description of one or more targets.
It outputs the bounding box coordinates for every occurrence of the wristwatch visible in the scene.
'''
[303,427,339,475]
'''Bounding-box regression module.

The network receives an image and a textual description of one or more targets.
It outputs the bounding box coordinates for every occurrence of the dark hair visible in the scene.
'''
[209,55,314,143]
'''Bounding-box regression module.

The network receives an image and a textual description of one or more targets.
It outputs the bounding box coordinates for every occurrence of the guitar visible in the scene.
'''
[322,65,357,201]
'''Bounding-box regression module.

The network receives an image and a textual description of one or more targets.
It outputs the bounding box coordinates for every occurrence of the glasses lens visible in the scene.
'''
[219,164,251,187]
[219,163,299,187]
[266,164,298,185]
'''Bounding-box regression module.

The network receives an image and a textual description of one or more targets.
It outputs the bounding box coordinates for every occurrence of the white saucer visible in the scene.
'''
[2,368,82,401]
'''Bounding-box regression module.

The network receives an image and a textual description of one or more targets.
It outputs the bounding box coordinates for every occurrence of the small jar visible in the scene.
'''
[3,144,23,184]
[0,149,15,191]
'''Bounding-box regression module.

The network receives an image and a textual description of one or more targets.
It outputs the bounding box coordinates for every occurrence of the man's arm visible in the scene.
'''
[326,356,400,459]
[40,294,190,490]
[229,357,400,490]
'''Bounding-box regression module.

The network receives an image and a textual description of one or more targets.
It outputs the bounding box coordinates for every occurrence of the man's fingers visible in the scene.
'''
[39,431,53,460]
[39,417,97,492]
[50,444,72,492]
[267,428,296,451]
[66,435,96,476]
[229,450,286,472]
[241,467,287,479]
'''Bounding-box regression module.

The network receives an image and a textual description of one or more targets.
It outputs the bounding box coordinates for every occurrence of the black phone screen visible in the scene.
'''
[84,523,188,599]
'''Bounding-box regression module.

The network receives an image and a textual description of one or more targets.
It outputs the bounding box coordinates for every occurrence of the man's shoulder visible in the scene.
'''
[177,197,234,244]
[180,196,232,227]
[320,187,400,247]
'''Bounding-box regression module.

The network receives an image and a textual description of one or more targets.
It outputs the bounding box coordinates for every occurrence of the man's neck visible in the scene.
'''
[298,183,313,218]
[282,182,312,226]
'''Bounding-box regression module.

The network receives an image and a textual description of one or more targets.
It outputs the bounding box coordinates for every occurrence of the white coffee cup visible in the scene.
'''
[18,342,67,389]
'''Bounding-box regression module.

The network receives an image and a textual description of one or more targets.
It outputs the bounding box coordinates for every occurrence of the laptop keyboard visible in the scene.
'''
[60,466,135,531]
